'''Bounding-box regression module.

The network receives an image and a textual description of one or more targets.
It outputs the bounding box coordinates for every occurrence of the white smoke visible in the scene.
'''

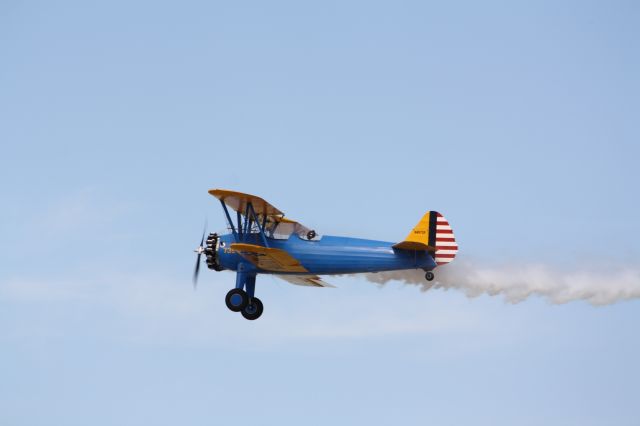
[362,259,640,306]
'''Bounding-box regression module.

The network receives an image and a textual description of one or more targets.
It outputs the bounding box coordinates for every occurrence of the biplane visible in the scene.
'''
[193,190,458,320]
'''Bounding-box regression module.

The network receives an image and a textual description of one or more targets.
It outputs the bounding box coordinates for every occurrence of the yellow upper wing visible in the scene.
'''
[229,243,308,273]
[209,189,318,239]
[209,189,284,217]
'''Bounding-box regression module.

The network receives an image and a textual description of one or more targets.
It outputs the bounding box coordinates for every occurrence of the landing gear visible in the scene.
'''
[225,288,248,312]
[228,265,265,320]
[425,271,435,281]
[241,297,264,320]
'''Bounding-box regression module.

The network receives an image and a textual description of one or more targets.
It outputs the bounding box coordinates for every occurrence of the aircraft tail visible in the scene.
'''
[392,211,458,265]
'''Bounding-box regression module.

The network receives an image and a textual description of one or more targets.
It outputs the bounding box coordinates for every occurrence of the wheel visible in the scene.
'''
[241,297,264,320]
[425,271,435,281]
[225,288,248,312]
[307,230,316,240]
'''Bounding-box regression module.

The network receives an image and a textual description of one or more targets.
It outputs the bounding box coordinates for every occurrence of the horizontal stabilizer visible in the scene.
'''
[392,241,437,251]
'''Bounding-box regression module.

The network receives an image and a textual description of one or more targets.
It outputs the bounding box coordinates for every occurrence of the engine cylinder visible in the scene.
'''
[205,233,224,271]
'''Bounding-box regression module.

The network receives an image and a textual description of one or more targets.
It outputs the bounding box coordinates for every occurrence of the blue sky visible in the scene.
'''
[1,1,639,425]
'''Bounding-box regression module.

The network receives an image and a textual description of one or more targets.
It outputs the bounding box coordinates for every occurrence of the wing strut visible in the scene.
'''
[218,198,270,247]
[246,202,269,247]
[220,199,239,241]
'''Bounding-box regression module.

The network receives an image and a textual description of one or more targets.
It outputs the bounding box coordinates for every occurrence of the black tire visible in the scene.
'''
[425,271,435,282]
[241,297,264,320]
[225,288,248,312]
[307,230,316,240]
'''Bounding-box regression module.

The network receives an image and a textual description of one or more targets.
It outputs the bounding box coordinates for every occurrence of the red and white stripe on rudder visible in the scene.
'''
[434,212,457,265]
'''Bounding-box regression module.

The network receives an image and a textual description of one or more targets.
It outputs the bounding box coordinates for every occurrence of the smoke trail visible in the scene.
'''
[362,259,640,305]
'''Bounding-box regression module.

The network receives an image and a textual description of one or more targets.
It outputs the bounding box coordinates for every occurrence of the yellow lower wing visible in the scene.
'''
[229,243,308,273]
[275,275,335,288]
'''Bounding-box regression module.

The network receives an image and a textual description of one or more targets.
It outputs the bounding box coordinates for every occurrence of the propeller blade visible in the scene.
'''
[192,219,207,289]
[193,253,202,288]
[199,220,207,246]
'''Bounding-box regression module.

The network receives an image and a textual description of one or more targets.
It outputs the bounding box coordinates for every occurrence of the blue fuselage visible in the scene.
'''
[216,233,437,275]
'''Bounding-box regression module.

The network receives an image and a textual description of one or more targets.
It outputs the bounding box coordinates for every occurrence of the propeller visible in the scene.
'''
[192,220,207,288]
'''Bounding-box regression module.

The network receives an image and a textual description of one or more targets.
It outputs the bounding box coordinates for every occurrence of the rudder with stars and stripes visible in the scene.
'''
[431,212,458,265]
[392,211,458,265]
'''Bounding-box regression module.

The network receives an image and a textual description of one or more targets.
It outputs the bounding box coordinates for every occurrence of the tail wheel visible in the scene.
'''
[225,288,248,312]
[241,297,264,320]
[425,271,435,281]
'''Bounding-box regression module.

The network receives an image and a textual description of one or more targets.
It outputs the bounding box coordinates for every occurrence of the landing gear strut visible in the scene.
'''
[425,271,435,281]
